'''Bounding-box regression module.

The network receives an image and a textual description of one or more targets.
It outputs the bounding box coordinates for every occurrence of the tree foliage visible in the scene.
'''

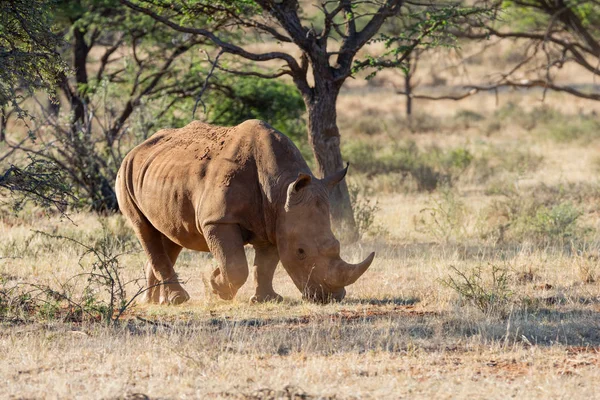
[353,4,493,79]
[207,76,306,142]
[0,0,67,116]
[6,0,223,211]
[0,158,74,213]
[0,0,72,213]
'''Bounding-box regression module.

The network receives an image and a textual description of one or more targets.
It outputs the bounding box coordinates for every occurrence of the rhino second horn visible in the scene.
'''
[322,162,349,189]
[336,252,375,287]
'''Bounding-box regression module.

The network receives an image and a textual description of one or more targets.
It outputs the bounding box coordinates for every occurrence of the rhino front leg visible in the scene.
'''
[250,244,283,303]
[204,224,249,300]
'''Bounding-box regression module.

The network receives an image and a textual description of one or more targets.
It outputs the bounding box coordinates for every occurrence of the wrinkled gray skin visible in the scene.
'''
[115,120,374,304]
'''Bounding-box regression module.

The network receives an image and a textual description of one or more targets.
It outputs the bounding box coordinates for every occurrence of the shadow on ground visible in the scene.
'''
[121,301,600,351]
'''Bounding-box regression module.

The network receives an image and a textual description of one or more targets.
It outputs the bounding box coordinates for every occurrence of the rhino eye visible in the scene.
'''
[296,248,307,260]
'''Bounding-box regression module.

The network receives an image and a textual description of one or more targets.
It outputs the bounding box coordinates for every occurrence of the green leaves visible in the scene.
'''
[353,4,494,78]
[206,75,306,143]
[0,0,68,113]
[502,0,600,32]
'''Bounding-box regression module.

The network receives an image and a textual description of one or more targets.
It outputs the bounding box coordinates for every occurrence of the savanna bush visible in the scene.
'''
[486,102,600,143]
[481,184,593,245]
[442,263,513,318]
[415,186,469,242]
[472,145,543,184]
[342,140,473,192]
[342,136,546,193]
[342,113,442,137]
[451,109,485,130]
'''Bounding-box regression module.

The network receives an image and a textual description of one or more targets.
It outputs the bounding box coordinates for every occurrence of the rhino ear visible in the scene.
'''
[286,173,312,211]
[323,163,349,189]
[293,173,312,192]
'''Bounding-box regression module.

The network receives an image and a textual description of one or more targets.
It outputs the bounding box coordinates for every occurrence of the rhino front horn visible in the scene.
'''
[336,252,375,286]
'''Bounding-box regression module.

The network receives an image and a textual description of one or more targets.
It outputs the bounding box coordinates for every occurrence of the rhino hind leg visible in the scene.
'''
[116,173,189,305]
[203,224,249,300]
[127,216,189,305]
[250,244,283,303]
[142,236,185,304]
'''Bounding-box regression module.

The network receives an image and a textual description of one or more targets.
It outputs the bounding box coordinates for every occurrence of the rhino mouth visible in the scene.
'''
[302,286,346,303]
[285,252,375,303]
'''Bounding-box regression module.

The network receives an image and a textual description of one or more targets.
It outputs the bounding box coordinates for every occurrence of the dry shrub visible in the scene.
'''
[442,263,513,318]
[574,252,598,284]
[485,102,600,143]
[0,221,141,325]
[414,186,468,242]
[481,183,596,245]
[348,183,387,239]
[342,140,473,192]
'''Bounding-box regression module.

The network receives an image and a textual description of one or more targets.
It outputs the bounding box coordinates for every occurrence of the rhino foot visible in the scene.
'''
[208,269,239,300]
[159,291,190,305]
[168,293,190,305]
[250,292,284,304]
[159,280,190,305]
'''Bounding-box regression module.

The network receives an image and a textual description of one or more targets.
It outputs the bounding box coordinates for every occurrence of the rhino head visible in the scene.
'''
[275,165,375,303]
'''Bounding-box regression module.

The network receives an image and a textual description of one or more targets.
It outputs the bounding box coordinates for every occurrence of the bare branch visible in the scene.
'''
[215,65,292,80]
[318,1,347,43]
[96,33,125,81]
[402,80,600,102]
[193,49,224,118]
[120,0,301,72]
[107,40,196,143]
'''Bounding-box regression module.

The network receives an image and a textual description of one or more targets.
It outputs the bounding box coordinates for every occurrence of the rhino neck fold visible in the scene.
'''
[250,122,312,246]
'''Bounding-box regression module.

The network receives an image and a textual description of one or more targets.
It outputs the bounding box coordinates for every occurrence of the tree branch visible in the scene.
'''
[96,33,125,82]
[120,0,301,72]
[335,0,404,78]
[193,49,224,118]
[215,65,291,80]
[402,80,600,102]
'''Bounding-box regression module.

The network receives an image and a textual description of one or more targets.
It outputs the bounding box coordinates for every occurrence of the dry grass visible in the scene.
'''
[2,321,599,399]
[3,51,600,399]
[2,196,600,398]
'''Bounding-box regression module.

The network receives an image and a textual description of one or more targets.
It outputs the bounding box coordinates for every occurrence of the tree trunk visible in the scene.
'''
[305,85,358,242]
[0,106,7,142]
[405,53,413,117]
[405,72,412,117]
[70,27,90,124]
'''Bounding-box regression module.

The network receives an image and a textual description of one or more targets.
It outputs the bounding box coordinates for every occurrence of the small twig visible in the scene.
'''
[193,49,224,119]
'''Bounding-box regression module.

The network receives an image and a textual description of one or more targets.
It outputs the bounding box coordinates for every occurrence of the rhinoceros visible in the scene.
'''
[115,119,374,304]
